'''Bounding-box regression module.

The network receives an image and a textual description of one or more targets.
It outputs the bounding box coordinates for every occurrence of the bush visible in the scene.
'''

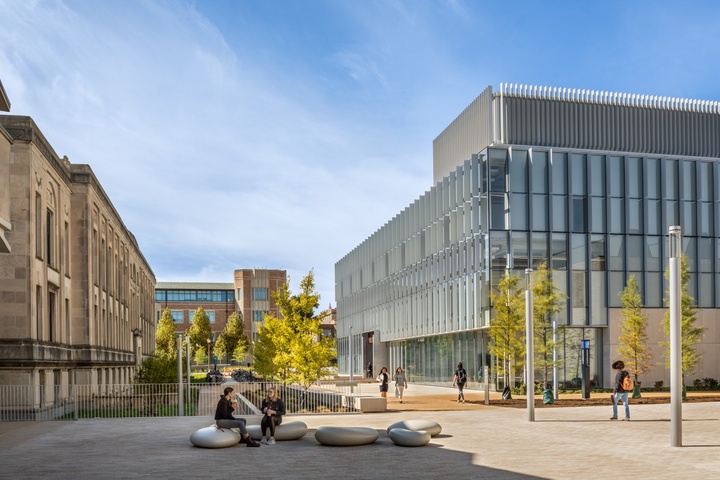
[135,357,177,384]
[654,380,664,390]
[692,377,718,389]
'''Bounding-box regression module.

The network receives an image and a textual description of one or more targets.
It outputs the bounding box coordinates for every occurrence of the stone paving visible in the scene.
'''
[0,385,718,479]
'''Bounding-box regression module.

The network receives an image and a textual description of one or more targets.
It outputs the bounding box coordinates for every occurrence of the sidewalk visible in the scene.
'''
[0,385,718,479]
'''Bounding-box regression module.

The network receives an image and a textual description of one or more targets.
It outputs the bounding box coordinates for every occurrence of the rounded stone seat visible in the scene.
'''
[245,421,308,441]
[386,419,442,437]
[388,428,431,447]
[190,425,241,448]
[314,426,379,446]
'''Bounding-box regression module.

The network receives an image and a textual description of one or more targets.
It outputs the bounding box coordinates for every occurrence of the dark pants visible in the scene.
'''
[216,418,248,435]
[457,382,465,400]
[261,415,282,437]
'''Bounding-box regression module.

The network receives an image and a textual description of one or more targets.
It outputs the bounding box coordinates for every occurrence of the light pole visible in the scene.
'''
[525,268,535,422]
[177,334,184,417]
[207,338,211,371]
[669,226,682,447]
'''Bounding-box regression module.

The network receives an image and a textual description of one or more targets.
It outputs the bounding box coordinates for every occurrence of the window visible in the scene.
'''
[36,285,42,339]
[509,150,528,193]
[664,159,678,199]
[252,287,268,301]
[609,198,624,234]
[571,234,586,270]
[253,310,266,322]
[646,159,660,199]
[531,151,548,193]
[608,235,624,271]
[63,221,70,275]
[590,197,605,233]
[35,195,42,258]
[510,194,528,230]
[628,199,642,234]
[608,156,624,197]
[46,209,55,267]
[646,236,661,272]
[570,154,586,195]
[627,236,643,271]
[571,197,586,233]
[171,310,183,322]
[551,195,567,231]
[48,290,56,342]
[550,153,567,194]
[532,194,548,230]
[627,157,642,198]
[590,235,605,271]
[490,193,507,229]
[589,155,605,196]
[682,161,696,201]
[551,233,567,270]
[489,149,507,192]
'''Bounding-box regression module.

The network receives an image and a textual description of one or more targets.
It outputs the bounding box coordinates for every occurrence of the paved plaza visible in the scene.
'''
[0,385,718,479]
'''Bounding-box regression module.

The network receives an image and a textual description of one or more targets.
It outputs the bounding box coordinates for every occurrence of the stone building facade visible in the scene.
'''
[0,114,156,394]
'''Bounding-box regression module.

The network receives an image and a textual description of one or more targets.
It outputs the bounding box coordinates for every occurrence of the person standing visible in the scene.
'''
[215,386,260,447]
[610,360,631,421]
[377,367,389,397]
[260,386,286,444]
[453,362,467,403]
[367,362,373,378]
[393,367,408,403]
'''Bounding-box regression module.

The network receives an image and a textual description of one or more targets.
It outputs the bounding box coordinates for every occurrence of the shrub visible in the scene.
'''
[654,380,664,390]
[135,357,177,384]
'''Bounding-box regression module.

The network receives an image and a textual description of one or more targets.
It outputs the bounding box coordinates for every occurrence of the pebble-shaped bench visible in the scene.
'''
[386,419,442,437]
[388,427,431,447]
[190,425,241,448]
[314,426,379,446]
[245,421,308,441]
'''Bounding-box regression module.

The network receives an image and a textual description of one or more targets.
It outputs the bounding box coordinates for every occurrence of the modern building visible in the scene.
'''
[154,269,288,353]
[336,83,720,389]
[0,112,156,394]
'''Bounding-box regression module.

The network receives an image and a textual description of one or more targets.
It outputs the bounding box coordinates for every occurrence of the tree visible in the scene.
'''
[187,306,212,357]
[532,262,567,386]
[254,270,336,390]
[213,334,227,364]
[194,346,208,366]
[220,312,249,364]
[156,308,178,360]
[135,356,176,384]
[488,271,526,388]
[618,275,653,393]
[662,255,705,384]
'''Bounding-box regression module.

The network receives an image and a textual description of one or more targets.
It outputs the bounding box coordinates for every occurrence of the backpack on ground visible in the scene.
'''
[622,373,634,391]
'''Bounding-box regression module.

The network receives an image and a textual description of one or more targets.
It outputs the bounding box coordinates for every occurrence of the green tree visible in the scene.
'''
[135,356,176,384]
[187,306,212,357]
[194,346,208,366]
[156,308,178,360]
[532,262,567,385]
[618,275,653,393]
[254,315,291,380]
[489,271,526,387]
[220,312,249,364]
[662,255,705,384]
[213,334,227,364]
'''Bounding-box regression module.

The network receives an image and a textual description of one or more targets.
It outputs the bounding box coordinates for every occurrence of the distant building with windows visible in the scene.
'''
[336,83,720,390]
[0,110,156,393]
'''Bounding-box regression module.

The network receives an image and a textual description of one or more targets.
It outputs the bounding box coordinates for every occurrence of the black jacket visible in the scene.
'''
[261,398,286,421]
[613,370,630,393]
[214,396,235,420]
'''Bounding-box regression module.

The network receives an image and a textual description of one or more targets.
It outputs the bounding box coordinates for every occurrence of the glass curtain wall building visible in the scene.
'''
[336,84,720,389]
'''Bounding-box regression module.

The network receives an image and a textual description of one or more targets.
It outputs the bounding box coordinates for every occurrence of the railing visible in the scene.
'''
[0,380,360,421]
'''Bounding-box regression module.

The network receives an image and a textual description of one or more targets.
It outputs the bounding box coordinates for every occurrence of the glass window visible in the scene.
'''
[590,271,607,326]
[590,235,606,271]
[531,194,548,230]
[608,156,624,197]
[510,150,528,193]
[570,154,586,195]
[646,236,661,272]
[490,231,508,269]
[252,287,269,301]
[589,155,605,196]
[646,272,662,307]
[489,149,507,192]
[511,233,528,270]
[531,232,548,268]
[552,270,568,325]
[551,233,567,270]
[609,198,624,234]
[171,310,184,322]
[510,194,528,230]
[699,238,713,273]
[627,236,643,271]
[490,194,507,229]
[682,237,697,272]
[531,151,548,193]
[699,162,713,202]
[626,157,642,198]
[253,310,266,321]
[207,311,216,323]
[699,273,713,308]
[628,199,643,234]
[682,161,696,201]
[699,202,713,236]
[590,197,606,233]
[571,271,587,326]
[608,272,625,308]
[647,200,660,235]
[571,234,586,270]
[551,152,567,194]
[552,195,567,231]
[664,200,678,232]
[571,197,587,233]
[682,201,696,236]
[646,158,660,199]
[608,235,624,271]
[155,291,166,302]
[664,159,678,199]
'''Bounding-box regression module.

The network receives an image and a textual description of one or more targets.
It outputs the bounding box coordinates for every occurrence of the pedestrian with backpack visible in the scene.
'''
[610,360,631,421]
[453,362,468,403]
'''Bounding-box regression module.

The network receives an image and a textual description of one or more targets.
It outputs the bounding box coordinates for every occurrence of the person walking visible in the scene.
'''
[214,386,260,446]
[367,362,373,378]
[377,367,389,397]
[260,386,286,444]
[453,362,468,403]
[610,360,631,421]
[393,367,408,403]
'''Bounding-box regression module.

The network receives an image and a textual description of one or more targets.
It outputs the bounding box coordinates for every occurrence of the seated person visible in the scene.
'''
[260,386,286,445]
[215,386,260,447]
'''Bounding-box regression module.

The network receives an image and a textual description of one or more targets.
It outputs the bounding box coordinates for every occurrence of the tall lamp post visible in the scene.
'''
[525,268,535,422]
[207,338,211,371]
[669,226,682,447]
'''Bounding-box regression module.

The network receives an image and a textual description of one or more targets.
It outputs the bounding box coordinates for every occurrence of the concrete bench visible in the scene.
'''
[353,396,387,413]
[245,421,308,441]
[314,426,379,446]
[388,428,431,447]
[190,425,241,448]
[387,419,442,437]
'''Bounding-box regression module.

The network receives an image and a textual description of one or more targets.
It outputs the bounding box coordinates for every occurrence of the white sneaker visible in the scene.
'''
[260,438,267,444]
[267,438,276,445]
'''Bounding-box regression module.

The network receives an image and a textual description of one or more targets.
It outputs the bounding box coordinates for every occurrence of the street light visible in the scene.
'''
[525,268,534,422]
[669,226,682,447]
[207,338,211,372]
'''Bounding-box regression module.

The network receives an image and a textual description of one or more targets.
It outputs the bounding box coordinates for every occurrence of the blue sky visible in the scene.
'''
[2,0,720,306]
